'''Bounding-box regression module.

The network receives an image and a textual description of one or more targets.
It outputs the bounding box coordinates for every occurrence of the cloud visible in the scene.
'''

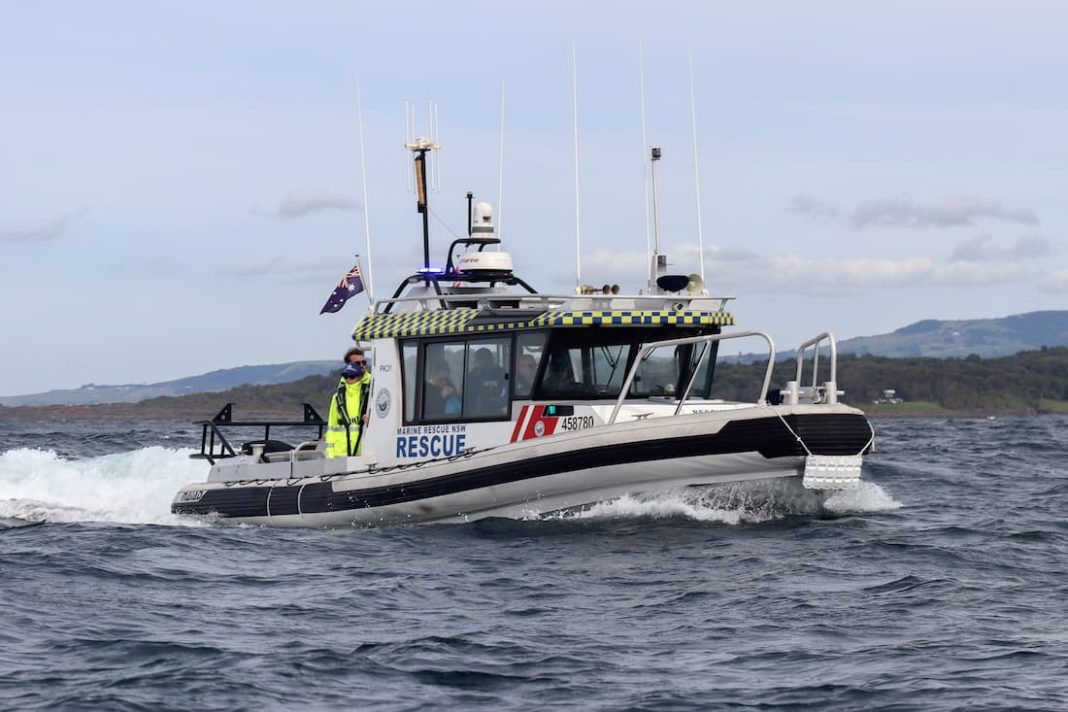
[1010,234,1051,259]
[217,256,350,283]
[789,194,1038,230]
[1039,270,1068,294]
[850,195,1038,229]
[281,259,354,284]
[0,207,88,244]
[950,234,1052,262]
[788,194,839,220]
[218,256,284,276]
[553,242,762,287]
[560,243,1038,297]
[263,189,361,219]
[728,255,1029,295]
[950,234,996,261]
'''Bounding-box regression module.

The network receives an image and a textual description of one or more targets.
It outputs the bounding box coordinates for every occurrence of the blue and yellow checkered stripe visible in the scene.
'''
[351,309,735,340]
[527,310,734,328]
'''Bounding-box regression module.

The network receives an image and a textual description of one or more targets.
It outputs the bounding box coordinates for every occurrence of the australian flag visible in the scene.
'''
[320,262,365,314]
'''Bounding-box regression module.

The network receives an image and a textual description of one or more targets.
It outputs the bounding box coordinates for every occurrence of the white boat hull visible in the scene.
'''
[172,405,873,528]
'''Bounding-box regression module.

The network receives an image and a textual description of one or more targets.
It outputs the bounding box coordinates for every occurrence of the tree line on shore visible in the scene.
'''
[2,347,1067,420]
[715,346,1068,412]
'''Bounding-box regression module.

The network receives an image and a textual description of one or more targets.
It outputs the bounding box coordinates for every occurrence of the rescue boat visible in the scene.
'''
[171,137,874,527]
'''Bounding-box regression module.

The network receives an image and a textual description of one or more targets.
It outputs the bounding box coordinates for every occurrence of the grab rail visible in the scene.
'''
[795,332,837,388]
[372,292,735,314]
[793,332,838,405]
[608,331,777,425]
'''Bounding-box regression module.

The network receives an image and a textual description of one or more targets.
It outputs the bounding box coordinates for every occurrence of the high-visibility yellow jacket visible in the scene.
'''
[325,372,371,458]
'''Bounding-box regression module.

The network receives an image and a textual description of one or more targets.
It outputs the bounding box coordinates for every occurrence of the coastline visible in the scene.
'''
[2,402,1066,422]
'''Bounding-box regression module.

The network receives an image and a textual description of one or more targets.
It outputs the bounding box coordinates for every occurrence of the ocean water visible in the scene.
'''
[1,415,1066,710]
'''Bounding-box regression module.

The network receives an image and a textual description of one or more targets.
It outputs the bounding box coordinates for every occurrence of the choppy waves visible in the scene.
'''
[2,415,1067,710]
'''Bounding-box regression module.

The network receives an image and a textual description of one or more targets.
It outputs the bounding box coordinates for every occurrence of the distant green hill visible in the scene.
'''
[0,361,338,407]
[838,310,1068,358]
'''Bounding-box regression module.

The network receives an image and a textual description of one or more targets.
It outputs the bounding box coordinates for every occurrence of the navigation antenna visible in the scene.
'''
[405,101,441,278]
[638,43,652,290]
[649,146,665,292]
[571,40,583,291]
[688,50,707,286]
[496,79,505,250]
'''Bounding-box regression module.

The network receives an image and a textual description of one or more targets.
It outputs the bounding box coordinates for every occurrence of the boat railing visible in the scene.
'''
[372,292,735,314]
[608,331,777,425]
[191,403,326,465]
[791,332,839,405]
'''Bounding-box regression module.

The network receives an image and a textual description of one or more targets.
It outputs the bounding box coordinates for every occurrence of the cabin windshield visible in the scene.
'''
[533,327,719,401]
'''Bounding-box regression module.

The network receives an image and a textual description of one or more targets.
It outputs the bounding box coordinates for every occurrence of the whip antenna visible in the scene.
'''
[497,79,505,250]
[430,99,441,191]
[688,50,707,284]
[404,102,415,192]
[639,43,652,289]
[571,40,582,290]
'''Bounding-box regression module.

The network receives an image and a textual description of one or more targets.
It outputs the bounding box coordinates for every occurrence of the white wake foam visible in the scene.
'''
[0,447,206,526]
[554,479,902,525]
[823,481,903,513]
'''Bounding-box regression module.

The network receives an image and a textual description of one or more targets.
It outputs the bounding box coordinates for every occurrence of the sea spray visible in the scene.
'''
[823,480,903,513]
[549,478,902,524]
[0,446,205,526]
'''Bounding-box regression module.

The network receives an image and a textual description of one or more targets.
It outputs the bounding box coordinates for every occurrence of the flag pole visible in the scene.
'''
[355,254,372,312]
[356,76,375,302]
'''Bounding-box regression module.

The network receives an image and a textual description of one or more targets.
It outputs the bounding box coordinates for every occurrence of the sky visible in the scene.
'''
[2,1,1067,396]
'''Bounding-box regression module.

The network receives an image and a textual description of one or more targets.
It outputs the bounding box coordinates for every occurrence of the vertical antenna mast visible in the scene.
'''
[406,105,440,279]
[356,75,374,302]
[688,50,707,284]
[497,79,505,250]
[571,40,582,290]
[405,102,415,192]
[430,99,441,191]
[638,42,652,291]
[650,146,664,293]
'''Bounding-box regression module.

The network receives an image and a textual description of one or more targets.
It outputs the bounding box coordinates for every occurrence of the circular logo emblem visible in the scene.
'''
[375,388,391,418]
[533,420,545,437]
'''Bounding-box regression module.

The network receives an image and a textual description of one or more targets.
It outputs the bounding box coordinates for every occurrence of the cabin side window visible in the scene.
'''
[532,327,721,401]
[417,338,514,422]
[422,342,465,420]
[463,338,511,419]
[513,332,547,398]
[538,332,631,399]
[685,340,719,399]
[630,346,683,397]
[401,341,418,422]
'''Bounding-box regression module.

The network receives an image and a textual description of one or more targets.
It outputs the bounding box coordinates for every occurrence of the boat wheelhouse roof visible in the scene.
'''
[352,298,735,340]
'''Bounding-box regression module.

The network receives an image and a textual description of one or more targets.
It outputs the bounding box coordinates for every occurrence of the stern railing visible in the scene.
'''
[192,403,326,465]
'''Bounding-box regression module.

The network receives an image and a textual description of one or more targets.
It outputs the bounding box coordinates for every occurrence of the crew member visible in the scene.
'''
[340,347,372,421]
[326,360,371,458]
[424,359,461,417]
[515,354,539,396]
